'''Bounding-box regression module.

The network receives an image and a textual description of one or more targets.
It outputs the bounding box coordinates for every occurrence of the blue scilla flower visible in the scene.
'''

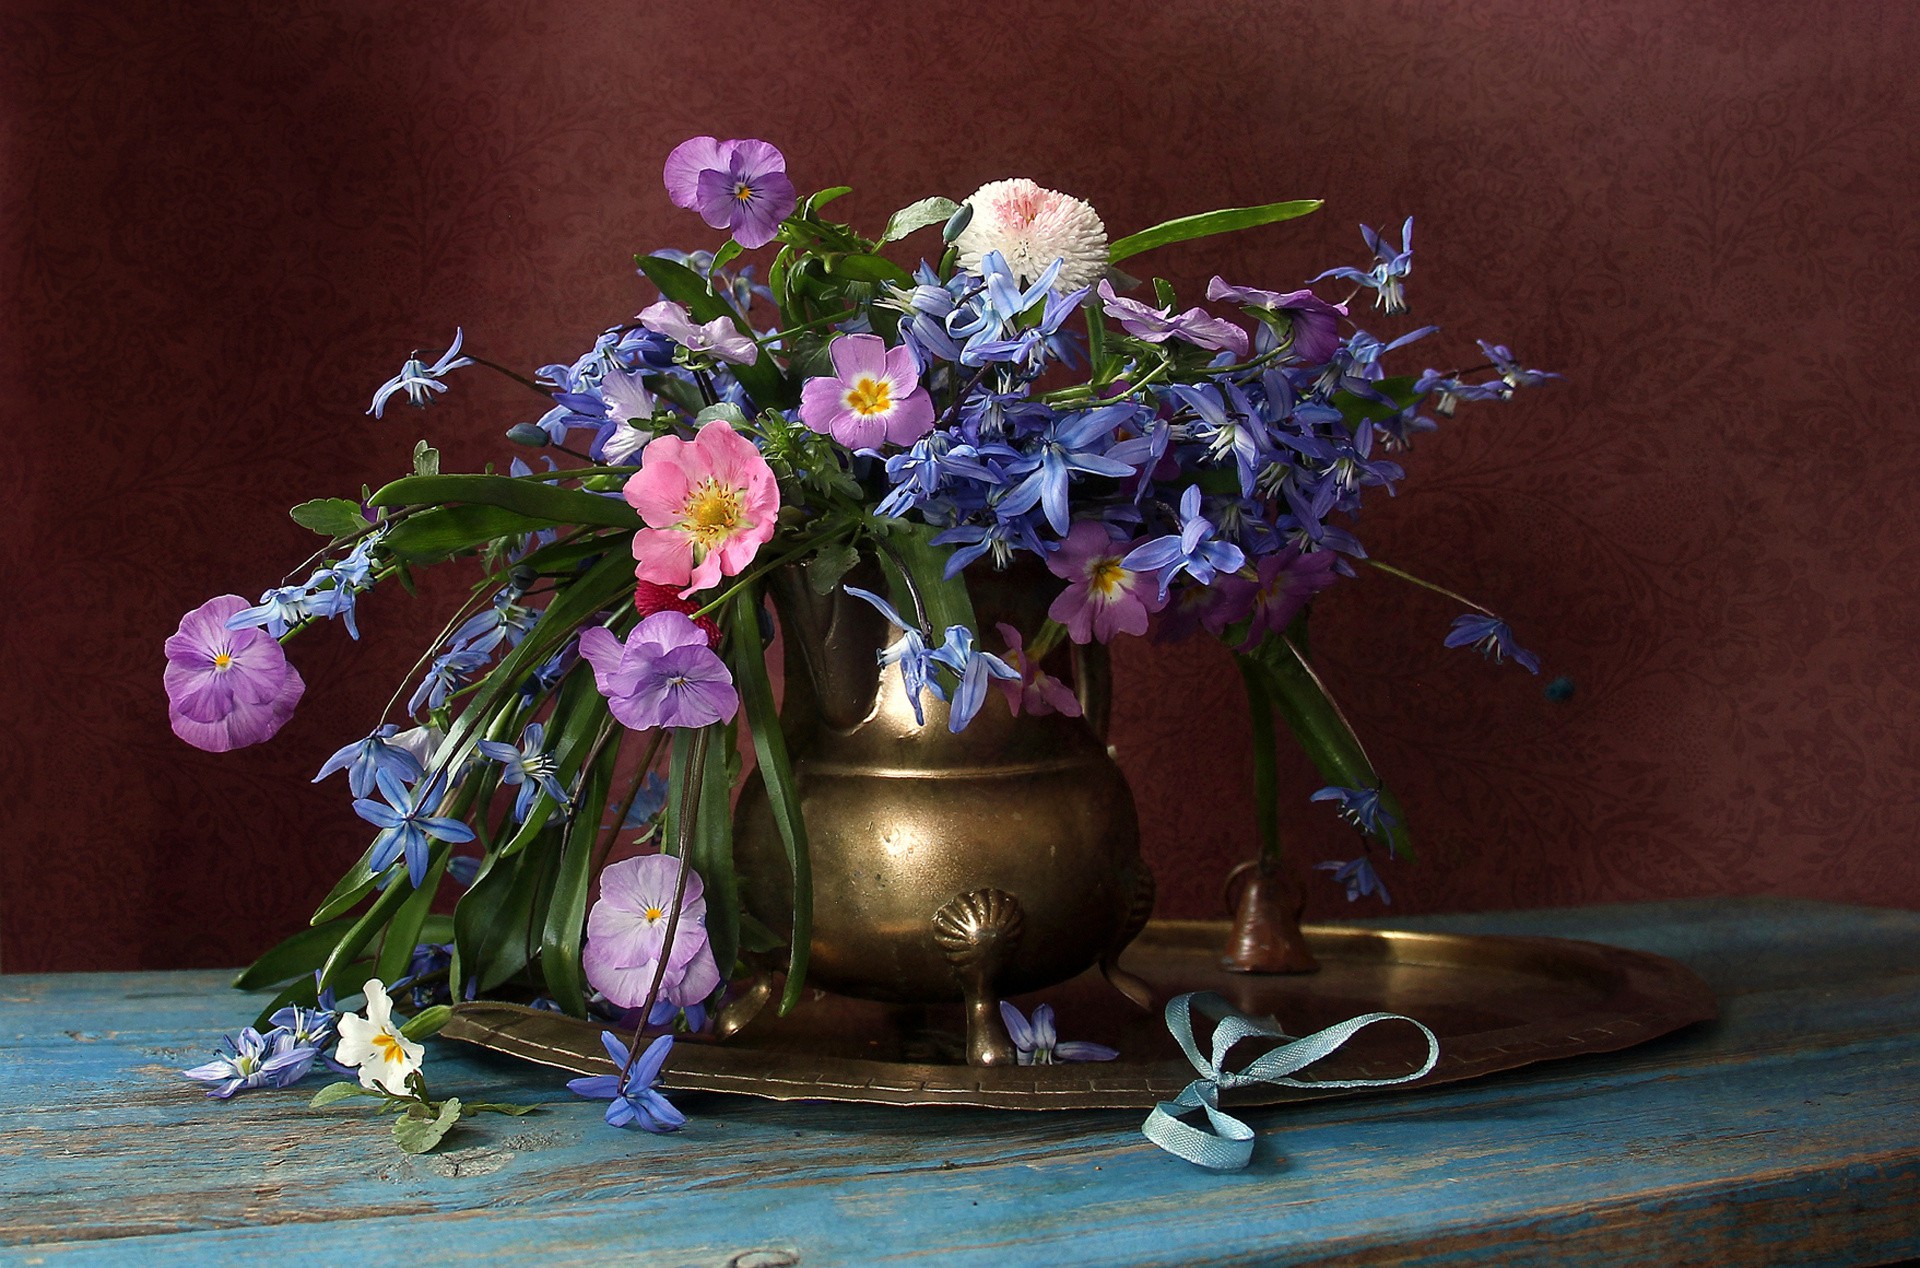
[181,1027,318,1099]
[844,586,942,726]
[1316,855,1391,905]
[353,769,477,887]
[1312,217,1415,315]
[268,999,337,1052]
[567,1031,686,1133]
[998,1001,1118,1065]
[368,329,474,418]
[996,405,1140,535]
[929,625,1019,733]
[1121,485,1248,601]
[226,585,312,638]
[1443,613,1541,674]
[314,723,425,799]
[932,509,1047,577]
[1310,785,1401,840]
[1476,340,1562,392]
[605,771,670,834]
[450,588,538,656]
[477,721,572,822]
[408,646,491,716]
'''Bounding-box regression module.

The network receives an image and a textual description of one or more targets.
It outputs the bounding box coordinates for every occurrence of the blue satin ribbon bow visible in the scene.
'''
[1141,991,1441,1170]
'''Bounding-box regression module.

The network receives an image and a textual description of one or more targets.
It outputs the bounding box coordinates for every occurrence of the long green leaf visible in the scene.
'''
[730,588,812,1013]
[495,665,610,858]
[233,917,356,990]
[374,848,450,985]
[382,505,557,563]
[1251,636,1413,859]
[451,823,560,995]
[539,726,619,1016]
[1109,199,1323,264]
[873,519,977,637]
[824,252,915,286]
[367,474,642,531]
[318,842,448,992]
[687,722,738,981]
[635,254,786,409]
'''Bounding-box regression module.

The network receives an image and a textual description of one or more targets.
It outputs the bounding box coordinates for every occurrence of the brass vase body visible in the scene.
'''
[734,564,1145,1007]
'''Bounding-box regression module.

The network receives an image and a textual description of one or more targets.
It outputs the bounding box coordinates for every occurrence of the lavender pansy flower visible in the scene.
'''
[353,768,478,887]
[314,723,424,798]
[1205,278,1348,366]
[476,721,572,822]
[1096,280,1249,358]
[578,611,739,731]
[582,853,722,1012]
[1120,485,1248,600]
[567,1030,687,1132]
[998,1001,1118,1064]
[367,328,474,418]
[164,595,306,753]
[662,136,796,251]
[1045,520,1166,644]
[636,299,760,367]
[1443,613,1541,674]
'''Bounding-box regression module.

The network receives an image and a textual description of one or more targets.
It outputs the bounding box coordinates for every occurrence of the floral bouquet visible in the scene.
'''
[167,135,1551,1136]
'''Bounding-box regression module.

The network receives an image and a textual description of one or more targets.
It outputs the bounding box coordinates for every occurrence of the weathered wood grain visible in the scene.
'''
[1,898,1915,1265]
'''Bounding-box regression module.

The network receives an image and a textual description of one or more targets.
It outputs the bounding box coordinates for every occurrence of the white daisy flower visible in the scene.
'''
[953,178,1108,293]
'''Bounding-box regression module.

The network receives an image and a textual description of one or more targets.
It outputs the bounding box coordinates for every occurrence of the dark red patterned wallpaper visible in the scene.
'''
[5,0,1917,972]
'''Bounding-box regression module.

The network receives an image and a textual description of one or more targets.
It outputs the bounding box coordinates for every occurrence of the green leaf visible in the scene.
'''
[731,588,812,1012]
[451,825,559,996]
[318,846,446,993]
[412,440,441,477]
[290,498,370,540]
[375,849,450,985]
[805,186,853,213]
[539,724,620,1015]
[823,252,914,287]
[635,253,785,409]
[880,196,960,244]
[392,1097,461,1155]
[1331,375,1421,425]
[695,402,751,429]
[1249,635,1413,859]
[233,917,357,990]
[1233,653,1280,860]
[872,519,977,638]
[367,474,641,532]
[1153,277,1178,309]
[309,1081,382,1108]
[707,239,743,280]
[684,724,739,982]
[382,505,556,563]
[400,1004,452,1040]
[464,1101,542,1116]
[806,541,861,596]
[736,910,786,954]
[1109,199,1323,264]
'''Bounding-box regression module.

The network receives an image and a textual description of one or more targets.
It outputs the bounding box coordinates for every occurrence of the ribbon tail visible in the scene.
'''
[1141,1080,1255,1171]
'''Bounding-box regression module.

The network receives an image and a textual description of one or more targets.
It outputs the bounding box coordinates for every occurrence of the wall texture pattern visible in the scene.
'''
[4,0,1916,971]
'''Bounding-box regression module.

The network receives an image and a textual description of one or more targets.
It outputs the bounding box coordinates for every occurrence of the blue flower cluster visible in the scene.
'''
[181,995,337,1099]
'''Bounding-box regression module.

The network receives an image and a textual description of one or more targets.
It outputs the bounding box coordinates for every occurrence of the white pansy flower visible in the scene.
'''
[334,978,425,1095]
[953,178,1108,293]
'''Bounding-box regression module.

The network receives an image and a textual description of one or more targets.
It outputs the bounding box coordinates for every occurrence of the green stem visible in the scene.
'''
[468,354,552,400]
[1364,560,1497,617]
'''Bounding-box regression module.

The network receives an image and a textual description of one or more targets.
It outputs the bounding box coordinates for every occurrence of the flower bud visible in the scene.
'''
[506,423,550,446]
[941,202,974,243]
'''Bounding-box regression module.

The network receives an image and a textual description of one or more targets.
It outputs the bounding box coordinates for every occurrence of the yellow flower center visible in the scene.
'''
[680,479,747,554]
[372,1032,407,1064]
[1088,558,1127,597]
[644,906,665,922]
[212,652,233,669]
[733,181,755,203]
[844,376,893,417]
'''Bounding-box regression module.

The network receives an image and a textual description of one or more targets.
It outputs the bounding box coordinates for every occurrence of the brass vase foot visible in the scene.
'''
[1100,867,1158,1010]
[712,973,779,1039]
[1221,858,1319,974]
[932,888,1025,1066]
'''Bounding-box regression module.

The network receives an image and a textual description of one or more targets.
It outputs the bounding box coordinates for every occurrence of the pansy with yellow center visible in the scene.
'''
[1045,520,1168,644]
[624,418,780,598]
[582,853,723,1012]
[797,333,936,451]
[334,978,425,1095]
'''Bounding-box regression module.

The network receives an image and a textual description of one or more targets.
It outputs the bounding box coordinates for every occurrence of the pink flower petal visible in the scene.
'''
[631,529,695,589]
[662,136,729,209]
[827,333,889,383]
[882,386,937,446]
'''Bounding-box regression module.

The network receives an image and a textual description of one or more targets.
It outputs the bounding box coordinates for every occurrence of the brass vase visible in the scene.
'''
[733,562,1154,1065]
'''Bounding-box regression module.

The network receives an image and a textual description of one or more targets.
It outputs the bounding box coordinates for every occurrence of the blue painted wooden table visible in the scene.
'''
[3,898,1917,1265]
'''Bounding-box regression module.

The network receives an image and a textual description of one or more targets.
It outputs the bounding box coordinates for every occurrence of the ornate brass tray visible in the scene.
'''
[442,919,1717,1110]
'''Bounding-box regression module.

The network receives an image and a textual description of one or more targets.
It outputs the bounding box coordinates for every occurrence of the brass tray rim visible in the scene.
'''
[443,920,1718,1111]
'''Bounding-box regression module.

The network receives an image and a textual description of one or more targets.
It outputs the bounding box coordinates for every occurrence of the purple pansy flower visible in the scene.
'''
[998,1002,1118,1064]
[1443,613,1541,674]
[1205,278,1348,366]
[1205,547,1342,648]
[578,611,739,731]
[567,1030,687,1132]
[636,300,760,367]
[662,136,796,251]
[582,853,723,1012]
[1045,521,1167,644]
[1096,280,1249,358]
[164,595,306,753]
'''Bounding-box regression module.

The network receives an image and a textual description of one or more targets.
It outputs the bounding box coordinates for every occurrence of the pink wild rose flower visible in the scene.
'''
[624,418,779,597]
[797,334,936,450]
[1045,521,1168,644]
